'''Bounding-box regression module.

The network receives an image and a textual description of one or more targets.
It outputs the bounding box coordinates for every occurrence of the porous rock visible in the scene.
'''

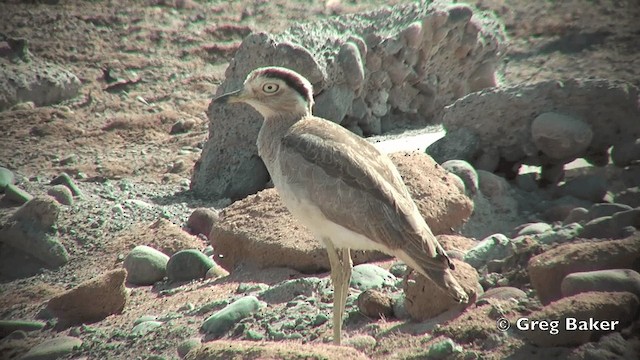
[440,79,640,183]
[403,259,478,321]
[528,234,640,304]
[45,268,127,329]
[192,1,506,200]
[518,292,639,347]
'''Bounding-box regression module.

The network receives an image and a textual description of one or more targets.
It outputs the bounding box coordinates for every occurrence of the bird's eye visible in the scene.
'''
[262,83,279,94]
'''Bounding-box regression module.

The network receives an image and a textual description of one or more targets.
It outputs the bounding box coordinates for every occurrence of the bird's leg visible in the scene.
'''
[325,240,352,345]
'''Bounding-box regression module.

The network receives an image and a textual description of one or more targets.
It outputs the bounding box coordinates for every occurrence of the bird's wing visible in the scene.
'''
[279,117,449,270]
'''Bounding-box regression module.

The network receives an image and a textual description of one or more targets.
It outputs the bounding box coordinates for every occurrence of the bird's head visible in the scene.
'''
[214,66,314,119]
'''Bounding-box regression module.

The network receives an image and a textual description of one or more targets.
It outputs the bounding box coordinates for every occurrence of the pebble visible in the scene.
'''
[464,233,514,269]
[558,174,607,202]
[20,336,83,360]
[441,160,478,195]
[4,183,33,204]
[259,277,321,303]
[427,338,463,359]
[535,223,583,245]
[47,184,74,205]
[123,245,170,285]
[186,208,220,238]
[530,111,593,160]
[131,320,163,336]
[50,172,82,197]
[201,296,263,338]
[516,222,552,236]
[166,249,215,282]
[477,286,527,302]
[561,269,640,298]
[0,320,45,338]
[177,338,201,358]
[0,166,15,191]
[349,264,396,291]
[205,266,229,280]
[357,289,394,318]
[170,118,196,134]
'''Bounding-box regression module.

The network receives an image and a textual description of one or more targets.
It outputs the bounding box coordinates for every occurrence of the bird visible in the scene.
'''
[214,66,469,345]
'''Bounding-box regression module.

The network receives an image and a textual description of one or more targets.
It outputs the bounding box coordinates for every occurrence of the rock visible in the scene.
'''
[46,268,127,329]
[259,277,322,304]
[201,296,263,338]
[441,159,479,195]
[515,172,539,192]
[568,332,640,360]
[476,170,510,199]
[0,166,15,191]
[0,55,81,110]
[177,338,201,358]
[131,320,163,337]
[123,219,203,256]
[581,208,640,239]
[611,138,640,167]
[123,245,170,285]
[528,235,640,304]
[587,203,633,221]
[389,262,408,277]
[464,233,514,269]
[0,320,45,338]
[3,183,33,204]
[184,340,369,360]
[357,289,394,318]
[192,2,505,200]
[388,152,474,234]
[531,112,593,160]
[426,128,480,164]
[50,172,82,197]
[441,79,640,184]
[186,208,219,238]
[518,292,639,347]
[614,187,640,208]
[166,249,215,282]
[0,197,69,268]
[344,334,377,353]
[535,223,583,245]
[47,185,74,205]
[516,222,552,236]
[563,207,589,224]
[561,269,640,298]
[350,264,396,291]
[170,118,196,134]
[427,338,463,359]
[557,174,607,202]
[478,287,527,302]
[205,266,229,280]
[20,336,83,360]
[403,259,478,321]
[542,195,593,222]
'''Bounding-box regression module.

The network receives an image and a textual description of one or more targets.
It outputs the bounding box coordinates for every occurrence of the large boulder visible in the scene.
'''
[192,1,506,200]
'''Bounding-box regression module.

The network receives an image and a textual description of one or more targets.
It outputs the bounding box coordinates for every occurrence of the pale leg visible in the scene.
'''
[325,240,352,345]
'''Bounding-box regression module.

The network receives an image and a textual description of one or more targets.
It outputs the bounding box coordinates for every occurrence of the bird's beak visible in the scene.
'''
[213,89,244,104]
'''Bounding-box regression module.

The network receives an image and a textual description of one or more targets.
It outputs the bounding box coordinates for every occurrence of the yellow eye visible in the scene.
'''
[262,83,279,93]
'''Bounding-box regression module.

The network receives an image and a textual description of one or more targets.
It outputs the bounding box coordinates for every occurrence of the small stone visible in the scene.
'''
[131,320,163,336]
[47,184,74,205]
[12,196,60,228]
[167,249,215,282]
[177,338,201,358]
[611,138,640,167]
[259,277,321,303]
[357,289,394,318]
[186,208,219,238]
[516,222,552,236]
[615,187,640,208]
[531,112,593,160]
[464,233,514,269]
[123,245,170,285]
[477,170,510,199]
[558,174,607,203]
[535,223,583,245]
[205,266,229,280]
[588,203,633,221]
[170,118,197,134]
[45,268,127,329]
[427,338,463,359]
[201,296,263,338]
[478,286,527,302]
[561,269,640,298]
[441,160,478,196]
[59,153,78,166]
[349,264,396,291]
[4,183,33,204]
[20,336,83,360]
[0,320,45,338]
[0,166,16,191]
[563,207,589,224]
[50,172,82,197]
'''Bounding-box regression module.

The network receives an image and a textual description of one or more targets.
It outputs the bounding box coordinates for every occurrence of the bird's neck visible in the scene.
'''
[257,112,308,164]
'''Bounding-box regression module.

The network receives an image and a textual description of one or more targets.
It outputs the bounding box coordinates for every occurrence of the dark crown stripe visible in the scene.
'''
[261,68,312,103]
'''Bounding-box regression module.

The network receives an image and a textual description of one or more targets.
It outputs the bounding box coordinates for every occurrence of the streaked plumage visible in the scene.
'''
[214,66,469,345]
